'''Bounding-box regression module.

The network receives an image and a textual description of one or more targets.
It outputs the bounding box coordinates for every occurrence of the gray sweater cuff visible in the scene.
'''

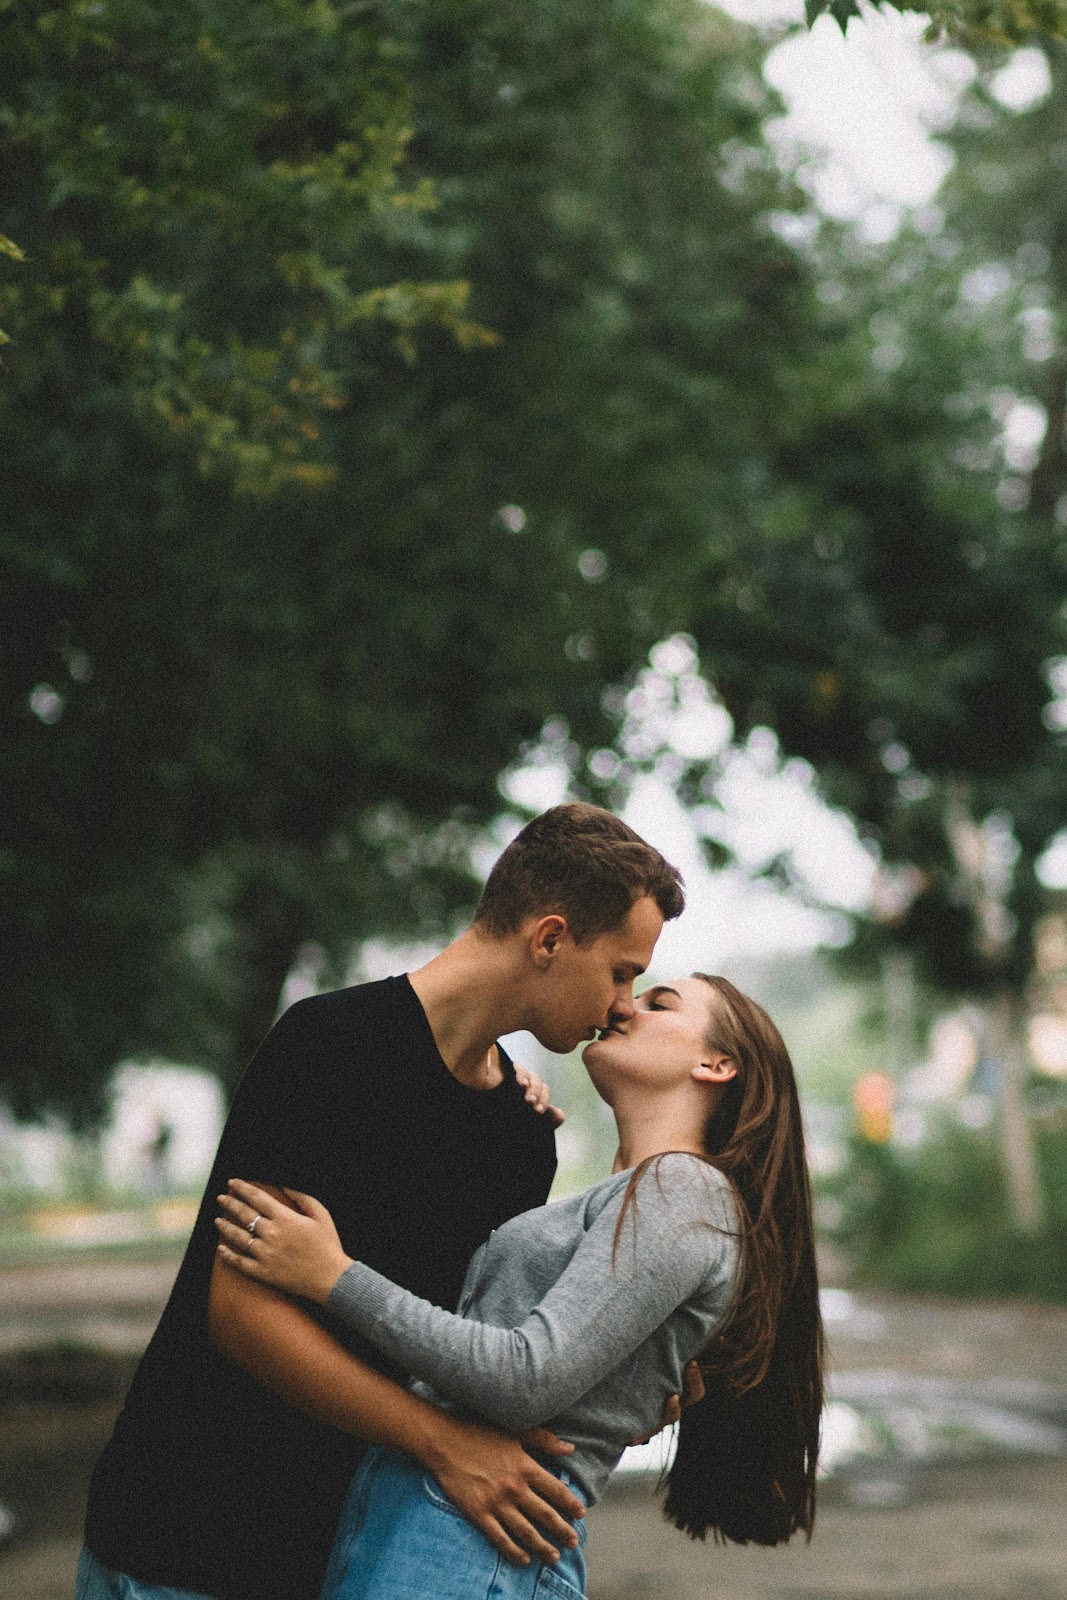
[327,1260,398,1334]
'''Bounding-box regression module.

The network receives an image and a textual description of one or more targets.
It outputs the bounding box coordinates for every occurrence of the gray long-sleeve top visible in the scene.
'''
[327,1151,741,1505]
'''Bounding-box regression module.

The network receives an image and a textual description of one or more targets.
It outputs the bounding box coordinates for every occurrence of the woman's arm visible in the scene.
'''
[216,1155,738,1433]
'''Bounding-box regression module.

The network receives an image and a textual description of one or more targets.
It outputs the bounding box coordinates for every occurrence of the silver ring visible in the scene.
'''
[248,1214,262,1239]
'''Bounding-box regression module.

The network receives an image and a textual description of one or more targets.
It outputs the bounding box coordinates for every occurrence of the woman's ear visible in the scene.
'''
[692,1053,737,1085]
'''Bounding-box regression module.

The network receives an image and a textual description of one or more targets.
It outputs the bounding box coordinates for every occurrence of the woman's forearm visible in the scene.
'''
[325,1157,737,1429]
[328,1263,570,1430]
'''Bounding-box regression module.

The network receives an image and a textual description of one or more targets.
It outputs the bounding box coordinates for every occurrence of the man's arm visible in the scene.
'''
[208,1253,584,1567]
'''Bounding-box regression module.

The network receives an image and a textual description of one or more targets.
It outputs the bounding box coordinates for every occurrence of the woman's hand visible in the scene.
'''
[513,1064,565,1127]
[214,1179,354,1305]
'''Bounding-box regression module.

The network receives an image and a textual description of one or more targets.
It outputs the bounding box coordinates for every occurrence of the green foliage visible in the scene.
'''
[826,1120,1067,1299]
[0,0,485,493]
[2,0,817,1121]
[806,0,1067,46]
[686,39,1067,1010]
[7,0,1067,1131]
[0,230,25,344]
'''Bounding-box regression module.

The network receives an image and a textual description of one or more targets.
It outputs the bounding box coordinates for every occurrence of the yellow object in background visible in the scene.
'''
[852,1071,894,1143]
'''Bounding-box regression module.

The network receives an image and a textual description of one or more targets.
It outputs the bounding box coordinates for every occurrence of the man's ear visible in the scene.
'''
[692,1054,736,1085]
[530,913,568,966]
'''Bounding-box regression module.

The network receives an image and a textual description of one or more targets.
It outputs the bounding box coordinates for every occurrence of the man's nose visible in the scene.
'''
[610,993,635,1022]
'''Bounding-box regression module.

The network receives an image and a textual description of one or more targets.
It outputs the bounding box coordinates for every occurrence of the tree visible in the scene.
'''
[806,0,1067,47]
[668,45,1067,1230]
[2,0,819,1120]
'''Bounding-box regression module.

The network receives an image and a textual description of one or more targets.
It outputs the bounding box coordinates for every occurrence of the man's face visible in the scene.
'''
[528,894,664,1054]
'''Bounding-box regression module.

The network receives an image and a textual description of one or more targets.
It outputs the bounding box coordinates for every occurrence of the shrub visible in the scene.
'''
[824,1120,1067,1302]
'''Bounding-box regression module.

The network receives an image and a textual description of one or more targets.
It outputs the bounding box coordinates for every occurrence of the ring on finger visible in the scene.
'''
[248,1214,262,1239]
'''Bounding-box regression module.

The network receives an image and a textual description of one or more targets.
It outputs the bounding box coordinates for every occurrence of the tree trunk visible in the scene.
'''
[989,987,1044,1235]
[1028,351,1067,520]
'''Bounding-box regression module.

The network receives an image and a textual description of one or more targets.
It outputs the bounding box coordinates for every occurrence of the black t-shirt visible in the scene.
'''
[84,976,557,1600]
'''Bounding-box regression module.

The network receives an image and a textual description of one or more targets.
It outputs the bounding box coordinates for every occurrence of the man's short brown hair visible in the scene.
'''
[474,802,684,945]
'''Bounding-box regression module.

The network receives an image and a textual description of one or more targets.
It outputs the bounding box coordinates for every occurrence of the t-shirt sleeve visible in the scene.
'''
[212,998,341,1196]
[325,1153,740,1431]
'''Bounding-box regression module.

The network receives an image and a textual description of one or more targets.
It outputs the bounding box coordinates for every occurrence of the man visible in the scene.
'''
[80,803,684,1600]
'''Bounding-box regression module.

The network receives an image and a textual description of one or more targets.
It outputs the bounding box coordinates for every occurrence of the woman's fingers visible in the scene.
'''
[282,1188,330,1221]
[216,1193,279,1242]
[226,1178,279,1217]
[216,1241,264,1278]
[214,1216,262,1253]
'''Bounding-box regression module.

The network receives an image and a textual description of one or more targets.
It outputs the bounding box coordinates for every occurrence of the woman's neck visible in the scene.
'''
[609,1087,707,1173]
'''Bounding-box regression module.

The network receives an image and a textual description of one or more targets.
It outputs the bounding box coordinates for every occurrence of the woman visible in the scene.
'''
[215,975,823,1600]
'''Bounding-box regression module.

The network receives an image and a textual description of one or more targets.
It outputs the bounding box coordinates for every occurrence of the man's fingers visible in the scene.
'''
[662,1394,681,1427]
[516,1487,579,1550]
[498,1503,562,1566]
[681,1359,706,1410]
[475,1515,532,1569]
[548,1103,566,1127]
[524,1462,584,1523]
[520,1426,574,1457]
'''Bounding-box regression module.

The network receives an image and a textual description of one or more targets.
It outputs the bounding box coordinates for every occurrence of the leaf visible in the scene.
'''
[805,0,864,28]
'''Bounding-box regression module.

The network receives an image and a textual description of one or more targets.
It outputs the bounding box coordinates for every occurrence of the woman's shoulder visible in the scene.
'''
[580,1152,734,1227]
[639,1151,734,1216]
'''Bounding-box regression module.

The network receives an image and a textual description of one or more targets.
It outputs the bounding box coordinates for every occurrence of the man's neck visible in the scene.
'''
[408,928,526,1088]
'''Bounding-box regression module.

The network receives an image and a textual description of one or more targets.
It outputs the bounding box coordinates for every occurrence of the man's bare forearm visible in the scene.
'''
[207,1257,455,1473]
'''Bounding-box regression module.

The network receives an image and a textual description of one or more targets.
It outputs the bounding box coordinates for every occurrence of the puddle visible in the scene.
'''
[615,1377,1066,1486]
[614,1290,1067,1489]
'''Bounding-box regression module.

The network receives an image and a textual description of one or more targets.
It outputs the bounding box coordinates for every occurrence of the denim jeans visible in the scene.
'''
[74,1546,218,1600]
[319,1447,589,1600]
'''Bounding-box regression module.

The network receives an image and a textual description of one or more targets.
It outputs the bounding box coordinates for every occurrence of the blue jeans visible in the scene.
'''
[74,1546,218,1600]
[319,1447,588,1600]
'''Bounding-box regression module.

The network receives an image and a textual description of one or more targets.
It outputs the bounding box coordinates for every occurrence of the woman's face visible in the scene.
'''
[581,975,726,1101]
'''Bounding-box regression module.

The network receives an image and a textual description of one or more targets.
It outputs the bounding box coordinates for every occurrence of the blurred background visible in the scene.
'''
[2,0,1067,1595]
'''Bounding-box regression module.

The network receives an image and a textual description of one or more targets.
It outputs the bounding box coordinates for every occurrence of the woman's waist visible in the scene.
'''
[409,1380,634,1508]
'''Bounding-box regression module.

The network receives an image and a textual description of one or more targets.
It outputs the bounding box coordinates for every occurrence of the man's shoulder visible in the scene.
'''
[278,975,406,1035]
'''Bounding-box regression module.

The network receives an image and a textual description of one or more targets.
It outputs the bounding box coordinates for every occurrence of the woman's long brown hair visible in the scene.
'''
[616,974,824,1545]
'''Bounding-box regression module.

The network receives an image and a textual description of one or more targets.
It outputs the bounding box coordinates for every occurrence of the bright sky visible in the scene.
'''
[718,1,1050,229]
[498,634,875,976]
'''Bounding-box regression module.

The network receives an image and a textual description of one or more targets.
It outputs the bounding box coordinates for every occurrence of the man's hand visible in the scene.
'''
[628,1359,706,1446]
[513,1064,565,1127]
[423,1415,584,1568]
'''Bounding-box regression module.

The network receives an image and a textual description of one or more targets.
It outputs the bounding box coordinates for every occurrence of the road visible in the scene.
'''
[0,1252,1065,1599]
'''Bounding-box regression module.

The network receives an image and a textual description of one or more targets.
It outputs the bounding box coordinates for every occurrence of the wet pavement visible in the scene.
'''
[0,1252,1065,1599]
